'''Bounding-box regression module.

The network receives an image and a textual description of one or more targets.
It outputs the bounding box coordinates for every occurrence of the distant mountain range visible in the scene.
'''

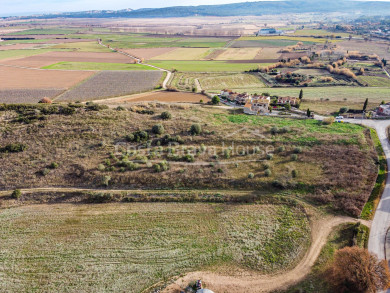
[7,0,390,19]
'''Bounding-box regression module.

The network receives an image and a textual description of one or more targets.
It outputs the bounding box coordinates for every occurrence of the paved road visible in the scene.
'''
[345,119,390,269]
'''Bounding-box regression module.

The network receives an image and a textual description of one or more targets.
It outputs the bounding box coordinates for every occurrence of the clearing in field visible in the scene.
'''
[254,47,281,60]
[3,51,136,68]
[42,62,154,71]
[150,48,211,60]
[0,202,310,293]
[213,48,262,60]
[56,70,163,101]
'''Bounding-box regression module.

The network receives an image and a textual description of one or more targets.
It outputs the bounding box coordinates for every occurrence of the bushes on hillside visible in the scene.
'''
[326,247,390,293]
[160,111,172,120]
[0,143,27,153]
[190,124,202,135]
[152,124,165,135]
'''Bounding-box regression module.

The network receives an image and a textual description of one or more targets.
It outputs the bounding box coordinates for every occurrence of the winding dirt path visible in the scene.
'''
[163,216,367,293]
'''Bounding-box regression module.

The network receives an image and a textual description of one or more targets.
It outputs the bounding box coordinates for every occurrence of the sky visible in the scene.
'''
[0,0,268,16]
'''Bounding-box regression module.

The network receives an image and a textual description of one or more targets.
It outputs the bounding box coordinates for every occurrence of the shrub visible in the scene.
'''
[265,169,272,177]
[293,147,303,154]
[152,124,165,135]
[0,143,27,153]
[212,96,220,105]
[291,154,298,161]
[160,111,172,120]
[116,106,126,111]
[39,97,52,104]
[224,149,231,159]
[248,172,255,179]
[190,124,202,135]
[217,168,223,173]
[326,247,390,293]
[270,126,278,135]
[88,192,114,203]
[128,131,148,142]
[49,162,59,169]
[98,164,106,171]
[11,189,21,199]
[339,107,349,114]
[323,117,335,125]
[102,175,111,187]
[266,154,274,160]
[41,168,50,176]
[292,169,298,178]
[277,146,285,152]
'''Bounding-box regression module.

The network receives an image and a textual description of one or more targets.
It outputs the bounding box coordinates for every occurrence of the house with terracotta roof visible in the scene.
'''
[244,96,271,115]
[277,96,299,106]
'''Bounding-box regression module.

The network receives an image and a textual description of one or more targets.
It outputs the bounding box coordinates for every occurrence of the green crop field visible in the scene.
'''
[10,28,83,35]
[51,41,113,53]
[199,73,266,90]
[42,61,156,71]
[357,76,390,87]
[0,202,310,292]
[148,60,271,72]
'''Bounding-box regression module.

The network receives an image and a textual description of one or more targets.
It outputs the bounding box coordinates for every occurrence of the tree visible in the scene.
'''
[299,89,303,100]
[326,246,390,293]
[382,58,387,67]
[212,96,220,105]
[363,98,368,112]
[285,103,291,110]
[307,108,311,117]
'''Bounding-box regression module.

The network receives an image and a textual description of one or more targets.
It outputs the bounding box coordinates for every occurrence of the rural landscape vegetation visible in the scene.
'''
[2,0,390,292]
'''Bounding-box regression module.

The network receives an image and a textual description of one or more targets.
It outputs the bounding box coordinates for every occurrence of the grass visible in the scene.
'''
[293,29,352,38]
[361,129,386,220]
[0,202,310,292]
[50,41,113,53]
[42,61,157,71]
[148,60,272,72]
[281,223,365,293]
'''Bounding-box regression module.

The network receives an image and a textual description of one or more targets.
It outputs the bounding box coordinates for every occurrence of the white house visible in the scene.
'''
[377,104,390,116]
[244,96,271,115]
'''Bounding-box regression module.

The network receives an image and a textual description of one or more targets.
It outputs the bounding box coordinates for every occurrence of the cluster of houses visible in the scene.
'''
[377,103,390,116]
[220,90,299,115]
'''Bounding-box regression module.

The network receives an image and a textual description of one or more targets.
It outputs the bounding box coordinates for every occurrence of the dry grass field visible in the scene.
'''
[214,48,262,60]
[150,48,211,60]
[0,43,41,50]
[0,202,310,293]
[123,47,177,60]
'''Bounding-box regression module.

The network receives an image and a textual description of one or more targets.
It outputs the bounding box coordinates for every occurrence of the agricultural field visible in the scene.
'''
[149,48,211,60]
[123,47,178,60]
[148,60,269,72]
[56,71,163,101]
[110,91,207,103]
[293,29,351,38]
[43,62,154,71]
[213,48,262,60]
[0,89,65,104]
[10,28,83,35]
[356,76,390,87]
[3,51,136,68]
[0,48,61,61]
[238,36,340,44]
[198,73,265,90]
[50,41,113,53]
[0,106,377,216]
[0,202,310,292]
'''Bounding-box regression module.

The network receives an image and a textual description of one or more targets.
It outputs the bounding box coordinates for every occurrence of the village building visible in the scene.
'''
[244,96,271,115]
[377,103,390,116]
[277,96,299,106]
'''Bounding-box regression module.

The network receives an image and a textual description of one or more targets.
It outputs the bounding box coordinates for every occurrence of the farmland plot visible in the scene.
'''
[198,73,266,90]
[56,71,163,102]
[0,89,64,104]
[0,203,310,293]
[150,48,211,60]
[122,47,178,60]
[214,48,262,60]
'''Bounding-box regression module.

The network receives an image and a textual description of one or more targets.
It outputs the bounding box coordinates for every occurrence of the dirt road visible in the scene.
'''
[162,216,364,293]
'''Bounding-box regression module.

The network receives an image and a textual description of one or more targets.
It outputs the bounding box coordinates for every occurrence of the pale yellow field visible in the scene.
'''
[255,47,281,59]
[150,48,211,60]
[214,48,262,60]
